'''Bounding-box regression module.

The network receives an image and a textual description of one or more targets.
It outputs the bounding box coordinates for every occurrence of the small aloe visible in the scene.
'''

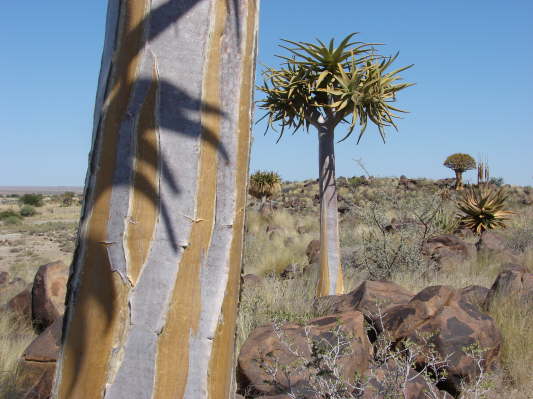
[456,186,514,234]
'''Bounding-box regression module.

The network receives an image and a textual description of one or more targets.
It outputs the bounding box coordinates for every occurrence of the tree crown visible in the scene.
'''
[443,153,476,172]
[249,171,282,199]
[257,33,414,143]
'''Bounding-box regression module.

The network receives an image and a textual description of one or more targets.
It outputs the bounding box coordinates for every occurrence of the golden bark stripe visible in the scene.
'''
[336,258,345,294]
[57,2,146,397]
[318,203,330,297]
[125,65,159,286]
[208,1,257,397]
[154,2,226,397]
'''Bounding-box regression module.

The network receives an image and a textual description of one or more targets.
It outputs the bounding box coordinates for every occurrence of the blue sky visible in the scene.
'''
[0,1,532,186]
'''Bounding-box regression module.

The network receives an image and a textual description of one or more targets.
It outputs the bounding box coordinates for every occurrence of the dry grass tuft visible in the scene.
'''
[0,311,35,398]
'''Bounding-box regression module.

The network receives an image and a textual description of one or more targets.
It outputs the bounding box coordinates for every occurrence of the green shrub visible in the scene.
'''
[0,210,21,221]
[19,205,36,217]
[3,215,22,225]
[488,177,504,187]
[18,194,43,207]
[61,191,76,207]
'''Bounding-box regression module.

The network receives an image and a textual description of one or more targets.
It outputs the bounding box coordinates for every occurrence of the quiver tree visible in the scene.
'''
[257,33,413,296]
[52,1,259,398]
[443,153,476,190]
[249,170,281,211]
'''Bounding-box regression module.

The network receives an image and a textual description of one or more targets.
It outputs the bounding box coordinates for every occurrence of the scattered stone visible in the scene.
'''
[305,240,320,265]
[17,317,63,399]
[5,286,32,320]
[424,235,475,268]
[382,285,502,395]
[460,285,489,310]
[15,361,55,399]
[476,231,520,262]
[362,361,453,398]
[312,280,414,330]
[32,261,69,332]
[242,274,263,289]
[0,270,8,285]
[237,312,371,397]
[23,317,62,362]
[484,264,533,309]
[279,263,304,279]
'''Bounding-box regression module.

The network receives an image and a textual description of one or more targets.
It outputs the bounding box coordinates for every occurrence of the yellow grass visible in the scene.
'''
[0,311,35,398]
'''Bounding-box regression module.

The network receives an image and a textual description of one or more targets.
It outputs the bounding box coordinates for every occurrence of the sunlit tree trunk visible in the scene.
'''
[316,124,344,296]
[52,0,259,398]
[455,170,464,190]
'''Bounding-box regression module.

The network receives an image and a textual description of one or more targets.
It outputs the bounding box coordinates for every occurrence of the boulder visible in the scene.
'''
[32,261,69,332]
[23,316,62,363]
[484,264,533,309]
[382,286,502,395]
[5,286,32,320]
[0,270,8,285]
[312,280,414,331]
[460,285,489,310]
[242,274,264,290]
[279,263,304,280]
[361,361,453,398]
[15,361,55,399]
[237,311,372,397]
[476,231,520,262]
[17,317,62,399]
[424,235,475,267]
[305,240,320,265]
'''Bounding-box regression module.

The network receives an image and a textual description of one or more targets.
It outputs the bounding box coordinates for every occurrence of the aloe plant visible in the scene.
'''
[257,33,413,296]
[457,186,514,234]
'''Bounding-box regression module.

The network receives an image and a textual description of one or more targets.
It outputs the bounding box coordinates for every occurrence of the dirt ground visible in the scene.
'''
[0,197,80,302]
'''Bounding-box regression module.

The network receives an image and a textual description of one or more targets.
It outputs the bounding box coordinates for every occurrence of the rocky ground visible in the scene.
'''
[0,178,531,398]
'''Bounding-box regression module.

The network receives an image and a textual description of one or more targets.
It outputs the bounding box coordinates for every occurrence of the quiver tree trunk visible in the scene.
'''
[52,1,259,398]
[316,125,344,296]
[455,170,464,190]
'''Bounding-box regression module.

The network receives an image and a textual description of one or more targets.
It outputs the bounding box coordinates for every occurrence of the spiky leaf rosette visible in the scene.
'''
[249,171,282,200]
[256,33,414,143]
[456,186,514,234]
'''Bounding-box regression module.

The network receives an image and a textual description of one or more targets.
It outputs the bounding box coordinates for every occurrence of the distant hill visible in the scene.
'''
[0,186,83,195]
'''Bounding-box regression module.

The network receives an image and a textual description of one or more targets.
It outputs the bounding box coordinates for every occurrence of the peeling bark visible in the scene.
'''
[52,1,259,398]
[316,124,344,296]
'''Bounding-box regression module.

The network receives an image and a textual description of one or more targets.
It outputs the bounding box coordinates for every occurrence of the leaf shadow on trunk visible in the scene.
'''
[60,0,244,395]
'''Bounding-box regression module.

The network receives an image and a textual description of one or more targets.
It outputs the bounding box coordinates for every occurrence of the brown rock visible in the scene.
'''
[32,260,69,332]
[383,286,502,395]
[361,362,453,398]
[24,316,62,362]
[237,311,372,397]
[0,270,8,285]
[16,361,55,399]
[312,280,414,330]
[279,263,303,279]
[305,239,320,264]
[16,317,63,399]
[424,235,475,267]
[242,274,263,289]
[460,285,489,310]
[476,231,520,262]
[484,264,533,309]
[5,286,32,320]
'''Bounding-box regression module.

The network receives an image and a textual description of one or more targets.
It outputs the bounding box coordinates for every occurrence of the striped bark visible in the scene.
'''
[52,1,259,398]
[316,124,344,296]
